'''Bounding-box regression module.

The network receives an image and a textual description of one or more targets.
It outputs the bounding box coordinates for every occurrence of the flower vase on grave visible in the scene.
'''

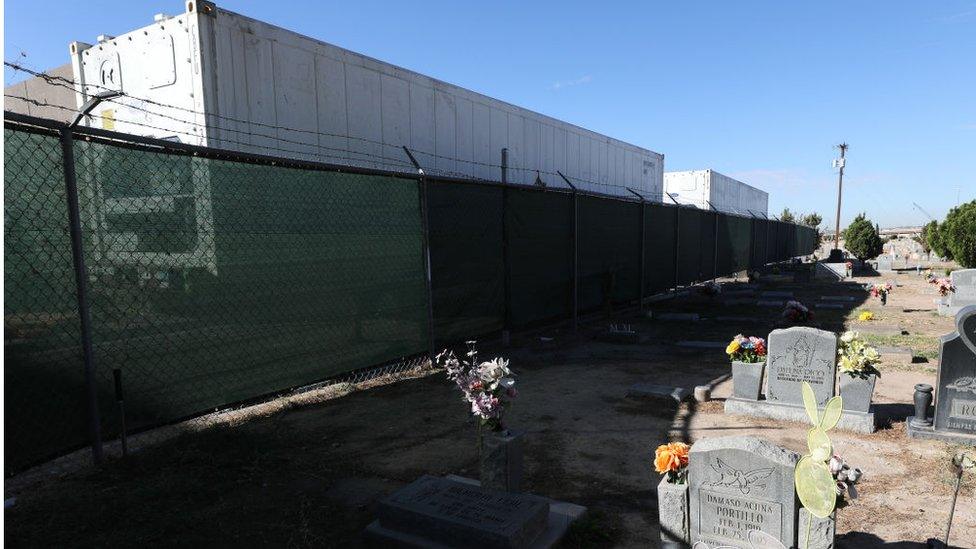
[657,476,690,547]
[911,384,934,427]
[732,360,766,400]
[480,428,523,493]
[839,373,877,413]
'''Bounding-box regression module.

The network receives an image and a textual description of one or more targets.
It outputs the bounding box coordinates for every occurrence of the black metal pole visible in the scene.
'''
[572,191,579,331]
[638,200,646,312]
[502,185,511,332]
[60,127,103,465]
[713,211,720,279]
[404,146,436,361]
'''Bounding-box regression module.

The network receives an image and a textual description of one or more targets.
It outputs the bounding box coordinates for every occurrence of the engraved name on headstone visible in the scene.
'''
[689,437,798,549]
[766,327,837,407]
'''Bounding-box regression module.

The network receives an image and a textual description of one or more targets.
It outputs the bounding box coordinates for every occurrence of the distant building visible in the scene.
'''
[4,63,76,124]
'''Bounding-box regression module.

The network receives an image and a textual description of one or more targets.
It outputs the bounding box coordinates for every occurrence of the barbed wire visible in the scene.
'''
[4,61,639,192]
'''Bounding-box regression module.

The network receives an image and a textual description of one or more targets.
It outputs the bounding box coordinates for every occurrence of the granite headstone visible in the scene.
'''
[766,327,837,407]
[949,269,976,309]
[933,305,976,437]
[688,437,799,548]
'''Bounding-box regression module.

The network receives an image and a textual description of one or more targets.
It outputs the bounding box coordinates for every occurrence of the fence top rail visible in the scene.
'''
[3,111,815,232]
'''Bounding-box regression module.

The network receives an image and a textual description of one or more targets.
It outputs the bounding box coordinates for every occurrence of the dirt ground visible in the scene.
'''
[4,264,975,548]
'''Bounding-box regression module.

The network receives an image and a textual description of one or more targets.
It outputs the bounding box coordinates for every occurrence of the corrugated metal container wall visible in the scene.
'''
[70,1,664,199]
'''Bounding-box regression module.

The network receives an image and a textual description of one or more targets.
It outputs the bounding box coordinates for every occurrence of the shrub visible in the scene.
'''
[843,213,883,262]
[941,201,976,268]
[926,220,952,260]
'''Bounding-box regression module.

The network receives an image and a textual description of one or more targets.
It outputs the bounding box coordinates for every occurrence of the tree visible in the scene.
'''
[800,212,823,246]
[917,221,935,253]
[942,200,976,268]
[780,208,796,223]
[843,213,884,263]
[926,221,952,260]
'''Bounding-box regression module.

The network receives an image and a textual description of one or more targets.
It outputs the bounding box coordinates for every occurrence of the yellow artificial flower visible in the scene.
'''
[726,340,741,355]
[858,311,874,321]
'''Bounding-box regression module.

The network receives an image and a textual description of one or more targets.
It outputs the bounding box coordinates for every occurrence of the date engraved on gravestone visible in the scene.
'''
[697,491,783,544]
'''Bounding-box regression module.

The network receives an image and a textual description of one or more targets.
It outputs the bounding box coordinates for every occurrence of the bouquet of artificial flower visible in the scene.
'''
[654,441,690,484]
[934,277,955,297]
[726,334,767,363]
[782,300,814,324]
[436,341,517,432]
[837,331,881,379]
[868,283,892,299]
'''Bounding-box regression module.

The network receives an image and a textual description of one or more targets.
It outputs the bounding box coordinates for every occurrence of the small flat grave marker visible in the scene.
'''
[676,341,727,349]
[877,346,913,365]
[760,291,794,299]
[757,300,785,307]
[814,303,845,310]
[820,295,856,302]
[651,312,700,322]
[369,475,550,548]
[627,383,689,403]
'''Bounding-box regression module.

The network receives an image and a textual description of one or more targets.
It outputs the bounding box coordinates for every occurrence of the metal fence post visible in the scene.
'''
[639,201,646,311]
[404,147,436,361]
[502,184,512,332]
[60,127,104,465]
[558,172,579,331]
[713,211,720,279]
[665,193,681,290]
[626,188,646,311]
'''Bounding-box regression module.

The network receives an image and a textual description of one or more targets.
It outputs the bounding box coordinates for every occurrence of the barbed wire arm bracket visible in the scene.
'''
[556,171,577,191]
[70,90,123,129]
[402,146,425,176]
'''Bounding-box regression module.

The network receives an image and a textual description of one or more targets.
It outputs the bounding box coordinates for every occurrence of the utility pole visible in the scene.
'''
[830,143,848,260]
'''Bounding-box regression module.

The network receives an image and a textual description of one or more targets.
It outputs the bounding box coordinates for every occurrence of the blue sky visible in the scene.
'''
[5,1,975,228]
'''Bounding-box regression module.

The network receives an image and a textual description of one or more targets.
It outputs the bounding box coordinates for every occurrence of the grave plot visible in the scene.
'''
[907,305,976,445]
[5,271,974,548]
[725,327,878,433]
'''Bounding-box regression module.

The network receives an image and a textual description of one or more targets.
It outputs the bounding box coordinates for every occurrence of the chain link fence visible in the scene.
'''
[4,113,818,475]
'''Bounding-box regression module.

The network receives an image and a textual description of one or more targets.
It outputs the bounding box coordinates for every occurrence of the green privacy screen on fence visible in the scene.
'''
[578,196,641,311]
[3,120,820,473]
[506,188,574,328]
[4,128,89,472]
[643,203,677,295]
[428,181,505,345]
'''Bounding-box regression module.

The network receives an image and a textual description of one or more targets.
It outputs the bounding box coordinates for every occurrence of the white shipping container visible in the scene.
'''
[662,169,768,216]
[69,0,664,198]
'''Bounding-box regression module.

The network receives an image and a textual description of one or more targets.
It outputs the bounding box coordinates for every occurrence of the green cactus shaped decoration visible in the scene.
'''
[794,381,842,547]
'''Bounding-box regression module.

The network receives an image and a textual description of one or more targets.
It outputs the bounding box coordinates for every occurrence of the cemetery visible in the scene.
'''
[5,261,974,548]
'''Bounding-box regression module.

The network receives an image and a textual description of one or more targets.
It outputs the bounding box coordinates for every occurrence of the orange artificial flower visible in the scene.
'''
[654,442,690,474]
